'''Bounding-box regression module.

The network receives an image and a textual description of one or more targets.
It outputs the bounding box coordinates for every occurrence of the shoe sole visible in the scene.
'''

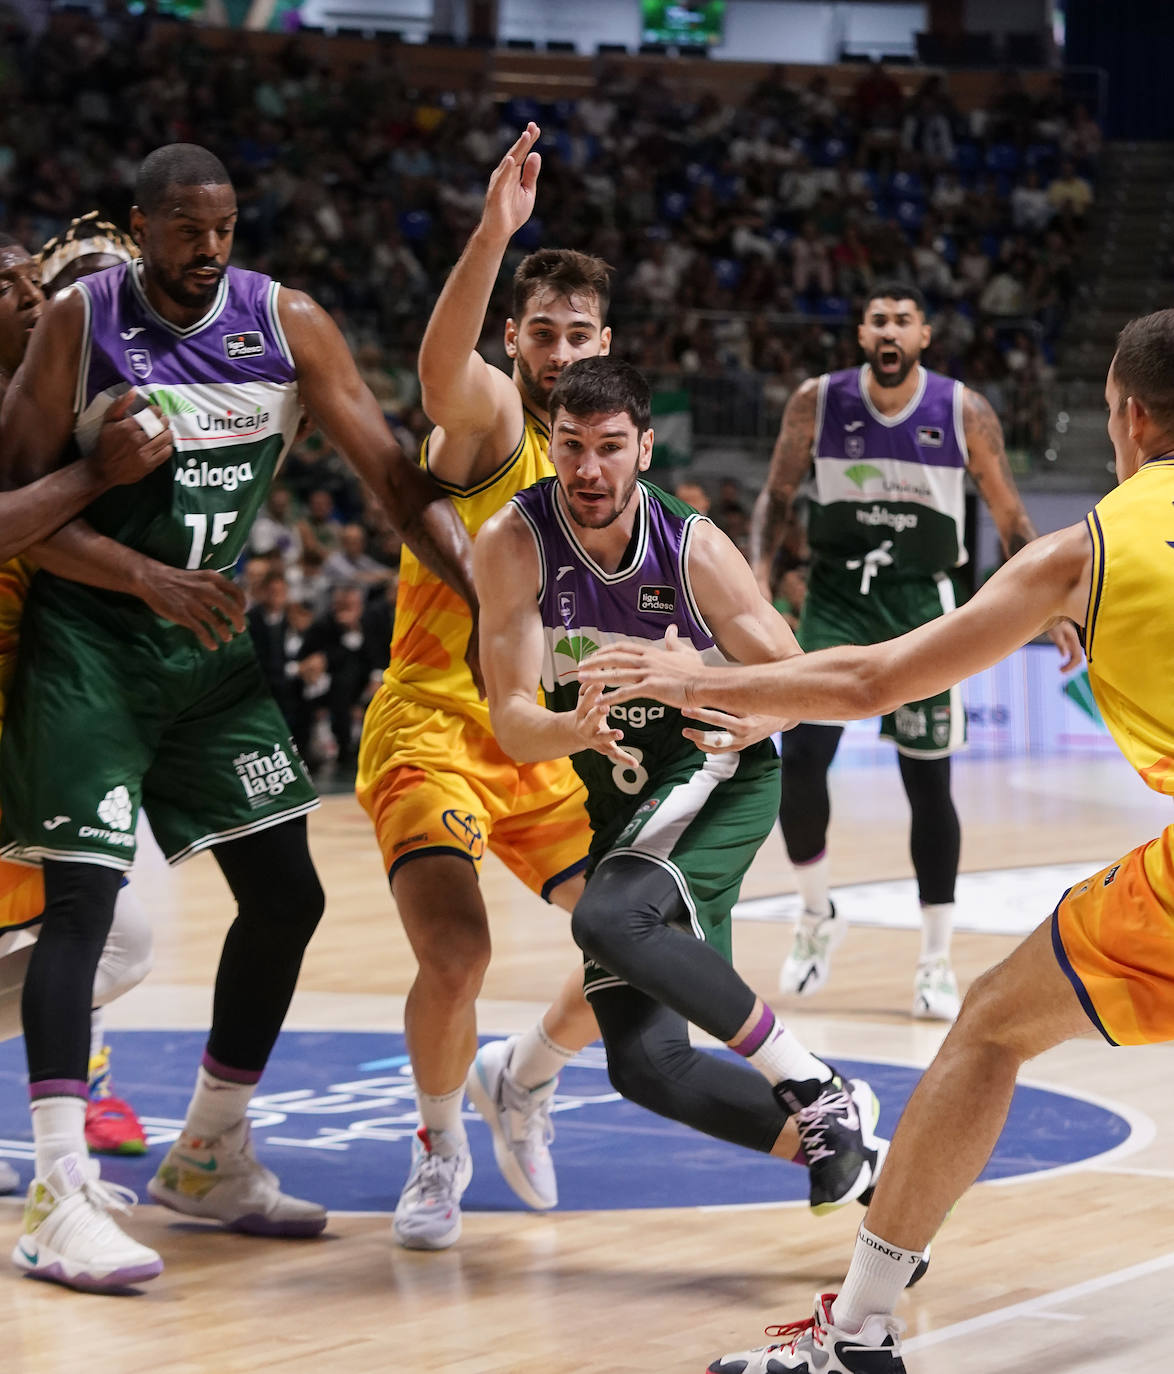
[13,1246,163,1292]
[465,1058,557,1212]
[146,1180,327,1237]
[393,1213,462,1250]
[811,1080,885,1216]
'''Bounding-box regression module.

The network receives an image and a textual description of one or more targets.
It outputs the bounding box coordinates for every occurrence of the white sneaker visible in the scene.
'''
[148,1119,326,1236]
[0,1159,19,1194]
[393,1127,473,1251]
[912,958,961,1020]
[466,1038,558,1210]
[13,1152,162,1292]
[779,903,846,997]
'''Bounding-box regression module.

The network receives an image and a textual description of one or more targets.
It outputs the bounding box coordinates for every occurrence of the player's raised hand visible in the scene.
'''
[140,566,247,651]
[574,680,638,767]
[479,122,542,243]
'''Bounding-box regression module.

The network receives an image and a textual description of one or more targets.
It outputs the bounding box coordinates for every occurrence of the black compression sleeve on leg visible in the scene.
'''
[778,723,843,864]
[571,853,756,1044]
[23,862,122,1085]
[898,752,960,906]
[591,985,789,1154]
[206,816,325,1073]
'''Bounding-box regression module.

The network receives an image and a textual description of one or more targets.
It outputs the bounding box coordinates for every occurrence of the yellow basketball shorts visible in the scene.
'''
[356,689,590,900]
[1052,825,1174,1046]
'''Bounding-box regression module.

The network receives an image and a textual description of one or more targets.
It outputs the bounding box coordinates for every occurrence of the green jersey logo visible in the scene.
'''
[844,462,883,489]
[554,633,600,664]
[145,387,198,416]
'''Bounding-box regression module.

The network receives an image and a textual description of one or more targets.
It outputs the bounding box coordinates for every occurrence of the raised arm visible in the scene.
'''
[583,522,1091,723]
[416,124,540,485]
[963,385,1082,669]
[0,291,245,648]
[749,376,819,598]
[475,504,632,767]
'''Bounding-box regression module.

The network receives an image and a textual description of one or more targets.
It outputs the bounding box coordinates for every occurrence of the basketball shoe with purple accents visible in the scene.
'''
[148,1118,326,1236]
[13,1151,162,1292]
[706,1293,906,1374]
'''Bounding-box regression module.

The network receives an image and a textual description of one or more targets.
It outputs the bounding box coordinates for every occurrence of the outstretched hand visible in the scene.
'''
[579,624,700,709]
[480,122,542,243]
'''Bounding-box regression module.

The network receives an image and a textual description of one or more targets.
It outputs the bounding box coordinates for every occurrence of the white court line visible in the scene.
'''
[904,1249,1174,1352]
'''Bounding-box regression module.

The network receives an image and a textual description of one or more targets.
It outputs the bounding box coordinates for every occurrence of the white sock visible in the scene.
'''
[833,1225,924,1331]
[737,1011,833,1090]
[183,1067,254,1142]
[794,853,832,917]
[89,1009,105,1069]
[32,1096,87,1179]
[417,1085,466,1144]
[509,1021,577,1091]
[919,902,954,964]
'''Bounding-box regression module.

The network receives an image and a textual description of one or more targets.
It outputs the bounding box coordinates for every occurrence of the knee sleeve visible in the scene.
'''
[92,883,154,1008]
[898,753,960,905]
[592,986,787,1154]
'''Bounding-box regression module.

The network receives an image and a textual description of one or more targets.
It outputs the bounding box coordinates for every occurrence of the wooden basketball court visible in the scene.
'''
[2,749,1169,1373]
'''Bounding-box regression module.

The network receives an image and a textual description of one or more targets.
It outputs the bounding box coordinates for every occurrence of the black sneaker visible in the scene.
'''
[776,1074,887,1215]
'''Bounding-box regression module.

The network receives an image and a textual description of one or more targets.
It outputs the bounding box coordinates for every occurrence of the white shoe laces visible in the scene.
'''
[795,1084,857,1166]
[501,1075,555,1150]
[407,1146,466,1208]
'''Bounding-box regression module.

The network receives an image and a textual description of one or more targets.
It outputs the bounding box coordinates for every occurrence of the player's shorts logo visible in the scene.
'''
[125,348,152,379]
[442,809,485,859]
[234,744,298,807]
[97,786,133,832]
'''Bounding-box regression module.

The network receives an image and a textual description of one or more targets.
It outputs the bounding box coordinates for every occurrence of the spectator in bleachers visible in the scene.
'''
[792,218,834,297]
[1048,159,1094,220]
[297,583,382,771]
[298,487,344,561]
[322,524,394,594]
[249,483,303,569]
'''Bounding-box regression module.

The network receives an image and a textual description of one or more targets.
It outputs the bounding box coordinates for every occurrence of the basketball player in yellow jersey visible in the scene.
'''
[357,124,604,1248]
[582,308,1174,1374]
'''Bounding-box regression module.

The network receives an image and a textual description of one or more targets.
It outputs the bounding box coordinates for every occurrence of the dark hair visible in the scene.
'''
[135,143,232,215]
[1112,309,1174,428]
[548,357,651,434]
[864,281,928,319]
[512,248,612,323]
[0,232,24,253]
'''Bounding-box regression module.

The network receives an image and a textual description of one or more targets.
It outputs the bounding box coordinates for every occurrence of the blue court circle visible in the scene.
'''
[0,1031,1132,1212]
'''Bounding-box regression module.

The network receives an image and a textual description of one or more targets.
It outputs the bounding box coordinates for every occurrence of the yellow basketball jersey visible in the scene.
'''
[383,408,552,732]
[0,557,30,727]
[1085,457,1174,794]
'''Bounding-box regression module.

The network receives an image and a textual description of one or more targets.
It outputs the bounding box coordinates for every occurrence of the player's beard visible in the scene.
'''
[155,260,225,311]
[866,341,919,389]
[561,465,641,530]
[516,353,555,411]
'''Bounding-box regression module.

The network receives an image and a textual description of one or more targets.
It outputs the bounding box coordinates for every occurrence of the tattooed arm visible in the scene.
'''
[750,376,819,600]
[963,386,1082,669]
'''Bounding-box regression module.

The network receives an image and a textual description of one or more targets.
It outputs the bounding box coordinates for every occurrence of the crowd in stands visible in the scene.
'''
[0,6,1102,767]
